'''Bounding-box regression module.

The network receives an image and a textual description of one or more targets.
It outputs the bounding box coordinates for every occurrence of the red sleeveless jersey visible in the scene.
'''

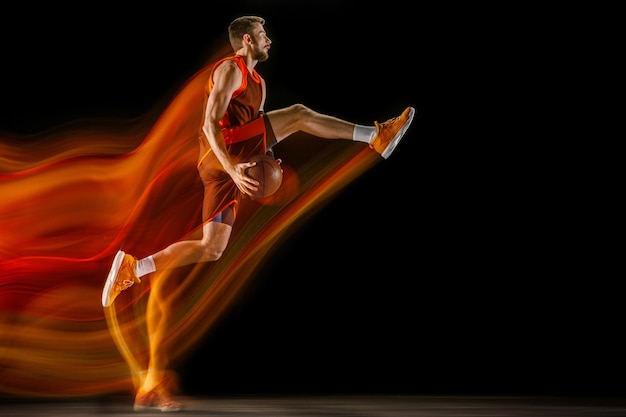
[207,54,263,130]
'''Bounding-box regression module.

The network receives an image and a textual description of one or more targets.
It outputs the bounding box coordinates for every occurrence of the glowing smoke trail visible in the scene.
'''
[1,41,382,398]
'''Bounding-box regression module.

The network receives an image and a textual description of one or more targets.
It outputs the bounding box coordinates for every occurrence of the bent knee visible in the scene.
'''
[199,222,232,262]
[200,233,230,261]
[288,103,313,119]
[200,244,227,262]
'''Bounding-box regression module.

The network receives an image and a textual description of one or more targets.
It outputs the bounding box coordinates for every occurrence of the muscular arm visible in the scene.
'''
[201,60,259,195]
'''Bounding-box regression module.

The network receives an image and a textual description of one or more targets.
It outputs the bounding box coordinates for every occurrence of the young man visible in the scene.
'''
[102,15,415,411]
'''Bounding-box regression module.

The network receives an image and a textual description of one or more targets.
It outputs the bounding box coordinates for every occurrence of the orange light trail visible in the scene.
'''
[1,43,380,398]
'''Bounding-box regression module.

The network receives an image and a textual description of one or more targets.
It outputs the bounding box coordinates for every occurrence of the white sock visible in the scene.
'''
[353,124,376,144]
[135,255,156,278]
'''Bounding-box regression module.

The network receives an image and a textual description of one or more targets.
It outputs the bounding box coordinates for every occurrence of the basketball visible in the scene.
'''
[246,154,283,198]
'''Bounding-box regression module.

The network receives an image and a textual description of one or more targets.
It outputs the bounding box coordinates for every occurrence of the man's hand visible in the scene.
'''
[230,160,260,196]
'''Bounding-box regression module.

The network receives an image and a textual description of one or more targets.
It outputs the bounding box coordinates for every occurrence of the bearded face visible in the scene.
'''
[249,25,271,62]
[252,47,269,62]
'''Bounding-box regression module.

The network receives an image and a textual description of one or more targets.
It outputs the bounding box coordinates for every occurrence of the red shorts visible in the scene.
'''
[196,115,276,223]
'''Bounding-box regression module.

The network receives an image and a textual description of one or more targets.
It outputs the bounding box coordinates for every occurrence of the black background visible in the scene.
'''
[1,1,617,398]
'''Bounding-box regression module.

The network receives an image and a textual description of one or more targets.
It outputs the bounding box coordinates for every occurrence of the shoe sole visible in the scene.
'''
[102,250,126,307]
[380,107,416,159]
[133,404,183,412]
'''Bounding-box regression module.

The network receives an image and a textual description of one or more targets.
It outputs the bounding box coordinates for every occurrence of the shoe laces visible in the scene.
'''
[373,117,399,147]
[117,279,135,291]
[378,115,401,131]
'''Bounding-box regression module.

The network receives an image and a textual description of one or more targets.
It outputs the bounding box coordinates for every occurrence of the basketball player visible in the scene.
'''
[102,15,415,411]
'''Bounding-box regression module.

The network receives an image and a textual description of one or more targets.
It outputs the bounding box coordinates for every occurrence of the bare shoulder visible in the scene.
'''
[212,59,243,92]
[214,59,240,76]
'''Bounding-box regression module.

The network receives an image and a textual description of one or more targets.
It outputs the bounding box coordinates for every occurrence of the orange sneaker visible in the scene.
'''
[134,387,183,412]
[370,106,416,159]
[101,250,140,307]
